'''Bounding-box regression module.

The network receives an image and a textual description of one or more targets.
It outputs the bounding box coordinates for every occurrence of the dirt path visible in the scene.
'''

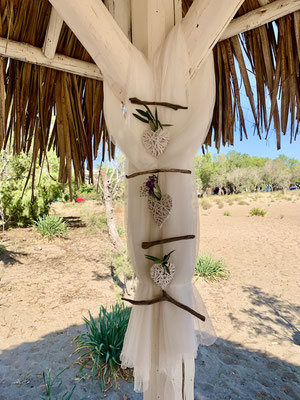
[0,194,299,399]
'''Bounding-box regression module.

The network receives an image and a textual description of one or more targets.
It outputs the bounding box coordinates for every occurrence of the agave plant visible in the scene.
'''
[145,250,175,274]
[133,104,172,132]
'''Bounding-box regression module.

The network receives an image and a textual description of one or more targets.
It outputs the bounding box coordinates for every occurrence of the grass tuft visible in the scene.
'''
[201,199,212,210]
[249,208,267,217]
[223,211,231,216]
[73,303,131,390]
[195,254,229,281]
[35,215,68,239]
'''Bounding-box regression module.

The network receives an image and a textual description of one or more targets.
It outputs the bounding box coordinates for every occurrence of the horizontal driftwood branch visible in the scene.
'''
[122,290,206,321]
[126,168,192,179]
[129,97,188,110]
[142,235,195,249]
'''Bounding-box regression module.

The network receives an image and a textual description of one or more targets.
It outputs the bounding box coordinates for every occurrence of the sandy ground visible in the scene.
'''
[0,192,299,399]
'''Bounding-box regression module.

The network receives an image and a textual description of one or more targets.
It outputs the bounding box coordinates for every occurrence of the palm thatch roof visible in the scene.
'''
[0,0,299,186]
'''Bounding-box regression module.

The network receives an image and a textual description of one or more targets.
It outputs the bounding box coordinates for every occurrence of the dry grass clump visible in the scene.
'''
[201,199,213,210]
[238,200,249,206]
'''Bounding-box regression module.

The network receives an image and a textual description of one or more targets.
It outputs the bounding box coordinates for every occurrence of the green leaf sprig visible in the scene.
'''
[145,250,175,274]
[133,104,172,132]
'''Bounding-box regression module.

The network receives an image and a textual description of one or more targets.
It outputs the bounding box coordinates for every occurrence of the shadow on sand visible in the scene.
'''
[0,319,299,400]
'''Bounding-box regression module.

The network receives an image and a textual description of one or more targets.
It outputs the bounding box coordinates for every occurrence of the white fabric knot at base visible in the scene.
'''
[104,24,217,400]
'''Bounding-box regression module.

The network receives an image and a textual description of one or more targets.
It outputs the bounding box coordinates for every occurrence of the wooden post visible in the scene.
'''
[131,0,182,60]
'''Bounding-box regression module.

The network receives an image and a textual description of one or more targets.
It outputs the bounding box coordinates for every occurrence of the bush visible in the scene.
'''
[113,251,133,280]
[201,199,212,210]
[35,215,68,239]
[195,255,229,281]
[73,303,131,389]
[0,153,62,227]
[249,207,267,217]
[223,211,231,216]
[82,212,106,229]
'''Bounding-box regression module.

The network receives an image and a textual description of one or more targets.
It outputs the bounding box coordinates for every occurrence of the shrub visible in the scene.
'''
[73,303,131,389]
[113,251,133,280]
[82,212,106,229]
[0,153,62,227]
[249,207,267,217]
[35,215,68,239]
[238,200,249,205]
[223,211,231,216]
[195,255,229,281]
[201,199,212,210]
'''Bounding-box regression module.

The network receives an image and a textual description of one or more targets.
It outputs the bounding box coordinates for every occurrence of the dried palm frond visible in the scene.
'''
[184,0,300,150]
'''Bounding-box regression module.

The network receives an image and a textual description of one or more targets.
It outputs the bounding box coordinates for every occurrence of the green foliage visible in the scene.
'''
[195,255,229,281]
[194,151,299,196]
[249,207,267,217]
[113,251,133,280]
[74,184,100,201]
[223,211,231,216]
[35,215,68,239]
[145,250,175,274]
[0,244,6,255]
[82,212,106,229]
[40,368,85,400]
[133,104,172,132]
[73,304,131,389]
[116,225,125,237]
[0,152,62,227]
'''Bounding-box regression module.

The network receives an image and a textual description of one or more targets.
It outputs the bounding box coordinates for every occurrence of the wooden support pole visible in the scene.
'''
[220,0,300,41]
[42,7,64,59]
[0,37,102,80]
[181,0,245,78]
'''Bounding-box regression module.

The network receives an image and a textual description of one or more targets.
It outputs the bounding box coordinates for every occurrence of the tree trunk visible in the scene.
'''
[100,169,124,253]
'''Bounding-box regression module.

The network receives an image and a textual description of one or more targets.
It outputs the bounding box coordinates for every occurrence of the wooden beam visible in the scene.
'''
[220,0,300,41]
[49,0,132,100]
[42,7,64,59]
[104,0,131,39]
[181,0,245,79]
[0,37,102,80]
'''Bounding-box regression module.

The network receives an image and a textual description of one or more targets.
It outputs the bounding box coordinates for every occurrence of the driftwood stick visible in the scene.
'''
[142,235,195,249]
[122,290,206,322]
[129,97,188,110]
[126,168,191,179]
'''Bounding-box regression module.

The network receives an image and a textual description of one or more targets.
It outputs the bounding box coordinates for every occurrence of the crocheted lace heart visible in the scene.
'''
[148,194,173,228]
[142,128,169,158]
[150,263,175,289]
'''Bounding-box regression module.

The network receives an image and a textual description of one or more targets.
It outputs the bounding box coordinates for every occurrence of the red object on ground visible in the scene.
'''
[75,197,88,203]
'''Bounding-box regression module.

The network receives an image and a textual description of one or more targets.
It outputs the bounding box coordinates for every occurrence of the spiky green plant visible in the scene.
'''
[73,304,131,389]
[195,255,229,281]
[40,368,85,400]
[249,207,267,217]
[145,250,175,274]
[35,215,69,239]
[133,104,172,132]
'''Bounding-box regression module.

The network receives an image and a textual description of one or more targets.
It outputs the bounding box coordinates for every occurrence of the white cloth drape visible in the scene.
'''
[104,25,216,399]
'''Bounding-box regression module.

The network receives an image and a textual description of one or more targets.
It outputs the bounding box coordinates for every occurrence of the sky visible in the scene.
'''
[206,125,299,161]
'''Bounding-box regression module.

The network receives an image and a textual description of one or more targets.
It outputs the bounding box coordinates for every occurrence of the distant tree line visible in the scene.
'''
[195,151,300,196]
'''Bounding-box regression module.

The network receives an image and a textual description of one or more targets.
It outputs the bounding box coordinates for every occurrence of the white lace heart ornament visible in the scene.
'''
[142,128,169,158]
[150,262,175,289]
[148,194,172,228]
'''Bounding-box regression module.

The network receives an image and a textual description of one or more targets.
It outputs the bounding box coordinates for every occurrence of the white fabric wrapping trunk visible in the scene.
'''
[104,25,216,399]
